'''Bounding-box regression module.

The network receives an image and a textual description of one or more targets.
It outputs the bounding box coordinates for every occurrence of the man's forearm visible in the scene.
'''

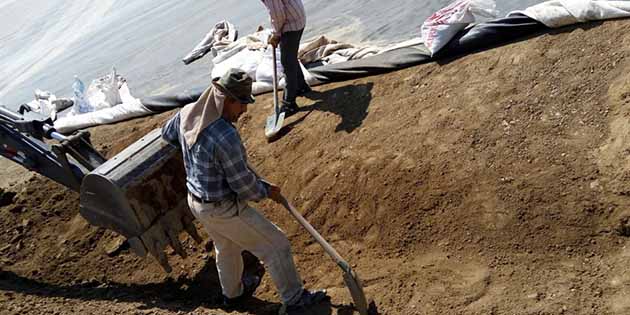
[234,177,269,201]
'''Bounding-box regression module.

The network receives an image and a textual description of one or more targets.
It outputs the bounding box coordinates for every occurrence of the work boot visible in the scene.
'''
[279,102,299,117]
[222,262,265,307]
[278,289,329,315]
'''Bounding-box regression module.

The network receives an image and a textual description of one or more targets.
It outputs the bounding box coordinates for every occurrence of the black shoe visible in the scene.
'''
[280,102,299,117]
[279,289,329,314]
[297,85,312,97]
[222,263,265,307]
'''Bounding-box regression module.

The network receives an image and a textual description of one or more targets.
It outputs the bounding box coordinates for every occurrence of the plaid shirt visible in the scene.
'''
[161,113,269,202]
[261,0,306,34]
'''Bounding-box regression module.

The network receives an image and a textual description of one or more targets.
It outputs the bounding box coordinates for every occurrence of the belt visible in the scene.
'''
[189,193,233,205]
[188,191,236,205]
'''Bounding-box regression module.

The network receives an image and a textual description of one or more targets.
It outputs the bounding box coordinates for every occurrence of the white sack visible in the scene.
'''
[183,20,237,65]
[211,48,262,80]
[24,90,73,121]
[298,36,355,64]
[54,83,152,134]
[212,29,270,65]
[298,35,381,65]
[421,0,497,56]
[84,68,124,112]
[25,89,55,118]
[252,62,321,95]
[510,0,630,28]
[255,47,285,85]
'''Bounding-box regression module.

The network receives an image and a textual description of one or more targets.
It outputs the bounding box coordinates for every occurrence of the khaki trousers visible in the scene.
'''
[187,194,304,304]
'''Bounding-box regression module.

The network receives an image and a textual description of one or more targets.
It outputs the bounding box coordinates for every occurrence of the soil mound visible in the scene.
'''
[3,20,630,315]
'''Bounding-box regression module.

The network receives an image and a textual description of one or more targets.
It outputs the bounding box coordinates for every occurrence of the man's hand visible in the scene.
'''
[268,33,281,47]
[267,183,283,204]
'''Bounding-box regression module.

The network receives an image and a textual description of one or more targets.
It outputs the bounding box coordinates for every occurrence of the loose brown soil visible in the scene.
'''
[3,20,630,315]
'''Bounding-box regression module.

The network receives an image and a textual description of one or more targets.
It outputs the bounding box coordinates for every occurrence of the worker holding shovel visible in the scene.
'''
[260,0,311,117]
[161,69,327,314]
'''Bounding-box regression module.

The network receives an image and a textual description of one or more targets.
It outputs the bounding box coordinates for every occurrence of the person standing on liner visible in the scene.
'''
[161,69,327,314]
[261,0,311,117]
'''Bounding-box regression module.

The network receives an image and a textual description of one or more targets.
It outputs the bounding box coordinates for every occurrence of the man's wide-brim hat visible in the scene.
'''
[213,68,256,104]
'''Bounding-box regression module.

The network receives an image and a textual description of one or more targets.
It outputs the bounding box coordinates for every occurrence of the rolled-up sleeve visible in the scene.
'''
[262,0,287,35]
[216,136,269,201]
[161,114,181,148]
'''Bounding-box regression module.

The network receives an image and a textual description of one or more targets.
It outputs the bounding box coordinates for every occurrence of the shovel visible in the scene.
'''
[279,195,369,315]
[264,46,285,139]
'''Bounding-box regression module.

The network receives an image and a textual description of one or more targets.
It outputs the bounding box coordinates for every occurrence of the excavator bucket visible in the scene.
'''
[79,128,201,272]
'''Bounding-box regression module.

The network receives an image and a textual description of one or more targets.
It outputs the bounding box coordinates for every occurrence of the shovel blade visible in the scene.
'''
[343,269,369,315]
[264,111,285,138]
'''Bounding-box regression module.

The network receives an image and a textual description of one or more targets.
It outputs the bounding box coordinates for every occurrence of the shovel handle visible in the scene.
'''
[279,195,370,315]
[279,195,352,272]
[271,46,280,116]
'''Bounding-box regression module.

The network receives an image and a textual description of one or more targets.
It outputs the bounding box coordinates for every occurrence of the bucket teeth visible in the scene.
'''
[133,205,199,272]
[128,236,147,257]
[183,211,203,244]
[142,222,174,273]
[161,208,188,259]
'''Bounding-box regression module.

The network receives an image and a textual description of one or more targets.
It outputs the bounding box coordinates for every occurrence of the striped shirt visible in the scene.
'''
[161,113,269,202]
[261,0,306,34]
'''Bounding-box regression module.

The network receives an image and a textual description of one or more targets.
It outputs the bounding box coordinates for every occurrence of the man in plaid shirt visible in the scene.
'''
[162,69,327,314]
[261,0,311,117]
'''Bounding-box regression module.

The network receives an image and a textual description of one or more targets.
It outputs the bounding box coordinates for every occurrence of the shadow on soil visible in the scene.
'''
[0,254,334,315]
[269,83,373,141]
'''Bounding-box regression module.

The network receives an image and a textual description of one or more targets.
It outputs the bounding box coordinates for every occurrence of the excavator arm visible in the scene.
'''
[0,106,101,190]
[0,105,201,272]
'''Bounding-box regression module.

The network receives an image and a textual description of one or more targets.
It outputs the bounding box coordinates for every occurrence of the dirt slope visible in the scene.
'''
[3,19,630,315]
